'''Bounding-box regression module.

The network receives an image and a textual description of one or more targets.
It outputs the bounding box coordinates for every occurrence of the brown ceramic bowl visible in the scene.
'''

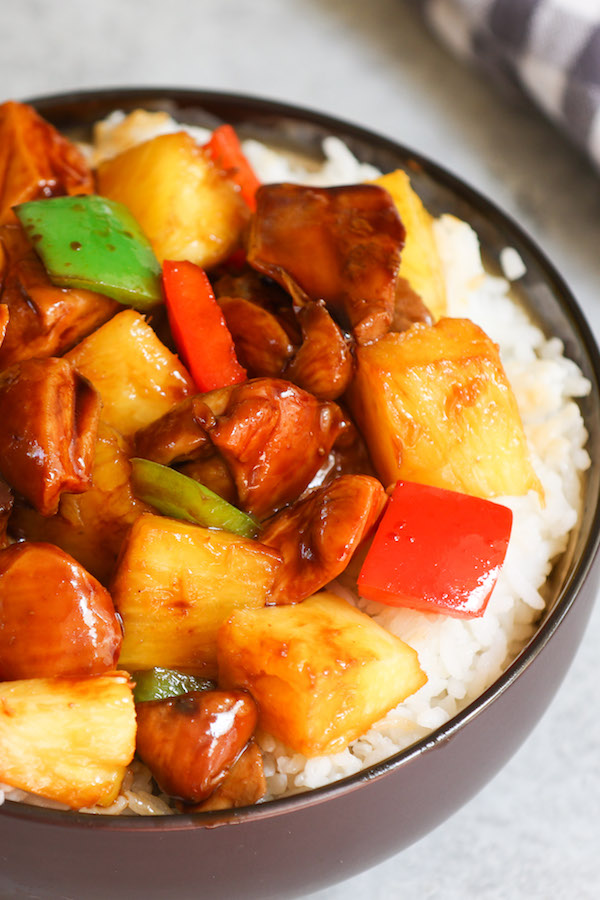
[1,88,600,900]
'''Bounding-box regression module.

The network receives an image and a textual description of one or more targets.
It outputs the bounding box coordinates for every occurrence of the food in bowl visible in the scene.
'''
[0,99,590,817]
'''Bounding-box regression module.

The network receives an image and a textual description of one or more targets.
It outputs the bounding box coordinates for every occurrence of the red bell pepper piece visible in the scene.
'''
[205,124,261,211]
[358,480,512,619]
[163,260,247,392]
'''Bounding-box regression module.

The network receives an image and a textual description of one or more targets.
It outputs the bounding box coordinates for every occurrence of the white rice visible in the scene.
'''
[1,113,591,813]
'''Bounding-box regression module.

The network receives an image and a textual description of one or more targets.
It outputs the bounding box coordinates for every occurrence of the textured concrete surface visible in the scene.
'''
[2,1,599,898]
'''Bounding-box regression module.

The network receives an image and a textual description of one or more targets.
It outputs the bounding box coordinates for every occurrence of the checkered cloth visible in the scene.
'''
[411,0,600,171]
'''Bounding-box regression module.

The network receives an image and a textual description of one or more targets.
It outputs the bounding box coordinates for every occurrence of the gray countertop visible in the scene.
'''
[3,1,599,898]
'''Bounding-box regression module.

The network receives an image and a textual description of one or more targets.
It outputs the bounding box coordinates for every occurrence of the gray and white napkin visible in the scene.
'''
[411,0,600,171]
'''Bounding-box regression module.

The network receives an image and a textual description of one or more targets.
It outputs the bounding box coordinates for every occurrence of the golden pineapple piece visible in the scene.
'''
[113,513,282,677]
[0,671,136,810]
[373,170,446,320]
[10,422,152,584]
[96,131,249,267]
[346,317,543,500]
[66,309,195,437]
[217,590,426,757]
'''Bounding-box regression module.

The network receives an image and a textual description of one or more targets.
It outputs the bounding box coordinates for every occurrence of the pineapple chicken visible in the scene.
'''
[0,101,545,816]
[96,131,249,267]
[0,671,136,809]
[346,316,544,500]
[217,590,426,757]
[112,513,282,677]
[65,308,195,437]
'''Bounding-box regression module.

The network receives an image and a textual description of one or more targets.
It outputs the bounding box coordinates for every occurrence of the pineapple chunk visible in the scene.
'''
[10,422,151,584]
[217,590,426,757]
[0,672,136,809]
[346,316,543,500]
[113,513,282,677]
[373,170,446,320]
[96,131,249,267]
[66,309,195,436]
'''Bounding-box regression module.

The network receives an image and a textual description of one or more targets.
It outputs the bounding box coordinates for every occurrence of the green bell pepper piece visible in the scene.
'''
[130,457,259,539]
[132,667,215,703]
[14,195,162,309]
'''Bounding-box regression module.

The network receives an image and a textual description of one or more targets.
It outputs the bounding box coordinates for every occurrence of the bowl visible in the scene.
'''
[1,87,600,900]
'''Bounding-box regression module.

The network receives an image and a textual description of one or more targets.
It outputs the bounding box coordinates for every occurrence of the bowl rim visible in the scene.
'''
[2,85,600,832]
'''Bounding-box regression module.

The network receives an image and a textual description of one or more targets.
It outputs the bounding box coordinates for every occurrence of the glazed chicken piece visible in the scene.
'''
[135,689,258,804]
[208,377,348,520]
[303,411,376,495]
[261,474,387,605]
[392,275,434,333]
[284,300,354,400]
[218,295,296,378]
[0,356,100,516]
[0,541,121,680]
[134,396,217,466]
[133,379,369,510]
[213,268,301,343]
[133,392,237,503]
[0,477,13,549]
[0,304,8,347]
[10,421,153,585]
[218,293,352,400]
[188,741,266,812]
[0,224,118,370]
[0,100,94,225]
[247,183,405,345]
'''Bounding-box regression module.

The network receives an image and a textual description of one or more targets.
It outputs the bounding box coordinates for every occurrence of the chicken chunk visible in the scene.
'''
[218,295,296,378]
[261,474,387,605]
[0,356,100,516]
[135,690,258,804]
[0,542,121,680]
[9,421,152,585]
[134,396,216,466]
[0,100,94,225]
[0,224,118,370]
[247,183,405,344]
[208,377,348,520]
[284,300,354,401]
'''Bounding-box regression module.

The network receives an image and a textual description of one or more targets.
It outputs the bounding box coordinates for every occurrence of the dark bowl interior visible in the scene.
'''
[2,87,600,900]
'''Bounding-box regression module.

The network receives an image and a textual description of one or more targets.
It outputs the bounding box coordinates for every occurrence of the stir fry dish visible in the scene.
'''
[0,100,546,814]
